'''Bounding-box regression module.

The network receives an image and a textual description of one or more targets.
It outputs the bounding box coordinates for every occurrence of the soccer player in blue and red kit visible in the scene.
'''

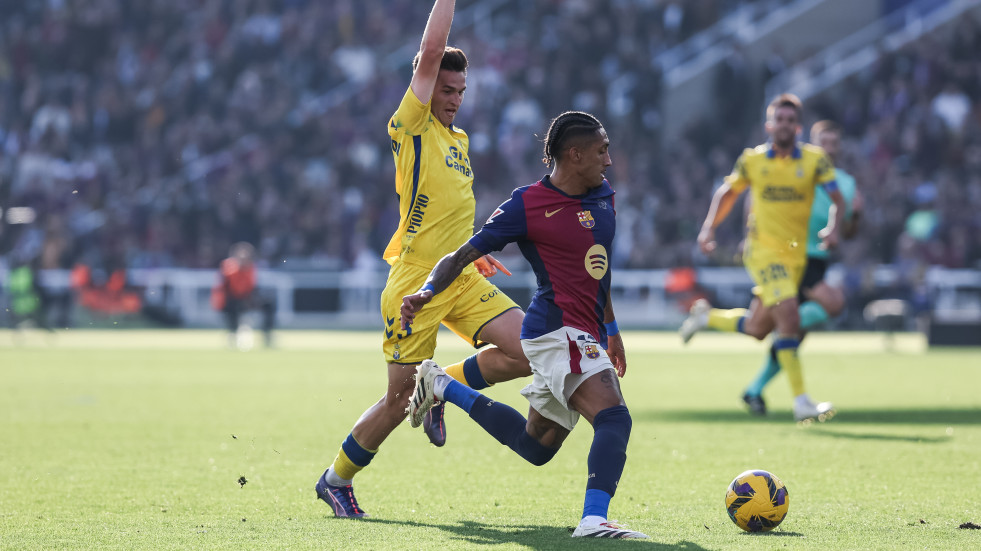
[401,111,648,539]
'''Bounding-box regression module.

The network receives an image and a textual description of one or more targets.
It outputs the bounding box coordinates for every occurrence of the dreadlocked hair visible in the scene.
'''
[541,111,602,167]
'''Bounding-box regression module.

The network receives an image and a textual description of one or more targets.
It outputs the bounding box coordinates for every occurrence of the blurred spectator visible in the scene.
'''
[0,0,976,280]
[211,241,274,349]
[931,83,971,136]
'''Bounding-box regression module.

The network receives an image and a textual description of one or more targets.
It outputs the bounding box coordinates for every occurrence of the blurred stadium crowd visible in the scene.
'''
[0,0,978,285]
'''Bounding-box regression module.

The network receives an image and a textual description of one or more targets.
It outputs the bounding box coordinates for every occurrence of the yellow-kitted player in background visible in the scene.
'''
[680,93,847,423]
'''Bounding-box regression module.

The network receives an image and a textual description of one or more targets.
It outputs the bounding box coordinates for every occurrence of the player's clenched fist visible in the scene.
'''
[400,289,434,330]
[697,226,717,255]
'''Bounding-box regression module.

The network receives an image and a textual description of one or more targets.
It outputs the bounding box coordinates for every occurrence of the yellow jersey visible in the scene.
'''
[726,143,836,258]
[384,86,476,270]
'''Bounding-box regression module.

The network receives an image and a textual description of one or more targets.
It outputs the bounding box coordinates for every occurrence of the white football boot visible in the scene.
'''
[572,519,649,539]
[679,299,711,344]
[793,399,836,423]
[407,359,446,428]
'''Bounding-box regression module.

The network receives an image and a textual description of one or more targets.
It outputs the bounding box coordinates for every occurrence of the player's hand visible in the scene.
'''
[697,227,717,255]
[606,333,627,377]
[818,227,840,250]
[400,290,434,330]
[473,254,512,277]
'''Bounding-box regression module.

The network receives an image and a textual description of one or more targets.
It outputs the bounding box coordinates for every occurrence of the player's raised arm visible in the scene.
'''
[400,242,483,329]
[410,0,456,104]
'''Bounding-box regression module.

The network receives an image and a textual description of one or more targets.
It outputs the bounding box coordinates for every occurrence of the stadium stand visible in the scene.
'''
[0,0,979,330]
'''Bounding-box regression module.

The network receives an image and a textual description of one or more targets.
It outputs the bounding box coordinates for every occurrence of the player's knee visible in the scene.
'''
[482,350,531,384]
[516,430,559,466]
[825,291,846,317]
[774,303,801,333]
[383,384,414,415]
[506,353,532,378]
[382,397,409,420]
[741,321,769,341]
[593,405,632,441]
[785,311,801,332]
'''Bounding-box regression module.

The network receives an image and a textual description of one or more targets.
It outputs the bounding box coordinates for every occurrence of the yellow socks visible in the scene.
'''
[707,308,748,333]
[442,354,490,390]
[773,337,805,396]
[331,433,377,482]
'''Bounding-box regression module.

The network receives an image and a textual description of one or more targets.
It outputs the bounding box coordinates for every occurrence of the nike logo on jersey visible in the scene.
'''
[545,208,563,218]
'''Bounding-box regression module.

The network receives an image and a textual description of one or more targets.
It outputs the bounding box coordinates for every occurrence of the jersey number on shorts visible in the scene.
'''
[757,263,788,284]
[385,316,413,340]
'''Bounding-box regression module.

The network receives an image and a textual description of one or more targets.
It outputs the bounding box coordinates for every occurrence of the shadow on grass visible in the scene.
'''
[805,426,951,443]
[359,517,711,549]
[740,530,804,537]
[637,408,981,426]
[742,530,804,538]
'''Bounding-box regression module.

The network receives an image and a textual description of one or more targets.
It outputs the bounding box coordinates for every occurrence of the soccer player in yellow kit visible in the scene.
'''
[680,94,847,422]
[315,0,529,517]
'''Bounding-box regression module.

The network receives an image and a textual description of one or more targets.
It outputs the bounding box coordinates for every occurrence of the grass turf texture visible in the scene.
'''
[1,330,978,550]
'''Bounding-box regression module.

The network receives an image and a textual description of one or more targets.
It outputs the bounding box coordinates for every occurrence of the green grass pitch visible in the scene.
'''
[1,329,979,550]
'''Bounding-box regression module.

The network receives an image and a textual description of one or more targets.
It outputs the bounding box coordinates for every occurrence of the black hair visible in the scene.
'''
[412,47,468,73]
[541,111,603,167]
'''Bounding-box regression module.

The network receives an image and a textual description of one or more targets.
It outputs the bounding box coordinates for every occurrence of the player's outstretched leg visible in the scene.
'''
[679,299,711,344]
[408,360,559,465]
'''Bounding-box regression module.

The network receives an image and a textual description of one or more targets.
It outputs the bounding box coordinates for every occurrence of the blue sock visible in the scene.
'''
[745,345,781,397]
[442,379,480,413]
[583,405,632,519]
[462,354,491,390]
[582,489,612,519]
[799,301,830,330]
[467,395,558,466]
[737,316,747,334]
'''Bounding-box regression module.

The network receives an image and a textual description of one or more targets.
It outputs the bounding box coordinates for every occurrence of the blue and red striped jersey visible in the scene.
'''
[469,175,615,343]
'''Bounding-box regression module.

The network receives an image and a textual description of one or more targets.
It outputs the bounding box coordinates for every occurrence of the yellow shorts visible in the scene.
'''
[744,251,805,307]
[380,260,520,364]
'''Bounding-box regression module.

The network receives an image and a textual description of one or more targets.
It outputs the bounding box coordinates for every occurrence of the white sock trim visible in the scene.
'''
[433,374,450,401]
[325,466,352,487]
[580,515,607,526]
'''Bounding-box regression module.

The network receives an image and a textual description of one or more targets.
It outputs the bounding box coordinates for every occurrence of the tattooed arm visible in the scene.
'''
[400,243,484,329]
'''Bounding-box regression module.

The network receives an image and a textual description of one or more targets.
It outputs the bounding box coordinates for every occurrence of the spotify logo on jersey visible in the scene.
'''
[584,244,608,280]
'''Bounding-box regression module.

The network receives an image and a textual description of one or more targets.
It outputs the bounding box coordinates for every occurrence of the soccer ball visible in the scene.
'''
[725,469,790,532]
